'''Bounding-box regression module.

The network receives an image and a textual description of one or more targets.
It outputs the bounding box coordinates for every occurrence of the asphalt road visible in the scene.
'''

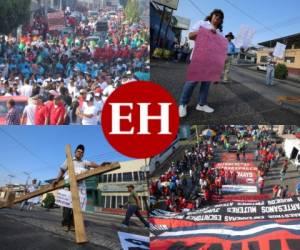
[151,60,300,124]
[0,207,149,250]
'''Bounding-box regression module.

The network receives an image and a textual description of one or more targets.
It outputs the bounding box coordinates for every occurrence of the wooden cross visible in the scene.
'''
[65,144,86,243]
[0,145,121,244]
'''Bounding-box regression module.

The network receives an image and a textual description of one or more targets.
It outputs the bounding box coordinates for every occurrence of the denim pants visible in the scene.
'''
[180,81,211,106]
[122,204,149,227]
[266,66,274,85]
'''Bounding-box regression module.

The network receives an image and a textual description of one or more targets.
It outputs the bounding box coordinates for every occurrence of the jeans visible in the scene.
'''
[122,204,149,227]
[266,66,274,85]
[179,81,211,106]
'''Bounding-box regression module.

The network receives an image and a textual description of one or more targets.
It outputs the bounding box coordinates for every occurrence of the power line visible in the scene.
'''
[223,0,282,37]
[0,127,52,169]
[256,15,300,34]
[187,0,207,18]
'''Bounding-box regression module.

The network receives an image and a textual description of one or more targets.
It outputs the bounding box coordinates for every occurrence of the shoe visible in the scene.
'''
[69,226,75,232]
[179,105,187,118]
[196,104,214,113]
[63,226,69,232]
[121,223,128,228]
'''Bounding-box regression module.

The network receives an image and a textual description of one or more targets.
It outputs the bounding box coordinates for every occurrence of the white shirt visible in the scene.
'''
[28,183,39,203]
[95,99,103,123]
[82,104,98,125]
[19,84,33,97]
[60,158,91,188]
[102,85,115,97]
[23,103,36,125]
[99,81,108,90]
[190,20,223,60]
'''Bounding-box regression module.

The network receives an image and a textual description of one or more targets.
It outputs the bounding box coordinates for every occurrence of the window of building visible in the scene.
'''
[139,172,145,181]
[284,57,295,63]
[118,173,122,182]
[123,172,132,182]
[103,175,107,183]
[111,196,116,208]
[108,174,112,182]
[99,195,105,207]
[260,56,267,63]
[105,196,111,208]
[133,172,139,181]
[99,175,103,183]
[123,196,128,206]
[117,196,122,207]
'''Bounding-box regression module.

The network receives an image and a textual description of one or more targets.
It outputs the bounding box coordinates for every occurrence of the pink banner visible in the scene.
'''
[186,27,228,82]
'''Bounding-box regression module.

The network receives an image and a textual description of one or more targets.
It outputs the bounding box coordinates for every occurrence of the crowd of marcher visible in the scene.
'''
[150,126,296,213]
[0,6,149,125]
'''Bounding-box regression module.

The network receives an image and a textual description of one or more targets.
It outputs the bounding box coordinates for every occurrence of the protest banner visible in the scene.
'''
[233,25,256,49]
[47,11,65,31]
[150,197,300,250]
[55,188,87,211]
[273,42,286,59]
[213,161,258,185]
[186,27,228,82]
[222,185,257,193]
[118,232,149,250]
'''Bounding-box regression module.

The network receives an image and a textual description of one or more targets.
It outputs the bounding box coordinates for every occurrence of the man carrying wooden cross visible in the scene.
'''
[52,144,107,232]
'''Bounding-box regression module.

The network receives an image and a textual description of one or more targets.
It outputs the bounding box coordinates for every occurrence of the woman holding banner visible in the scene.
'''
[179,9,225,118]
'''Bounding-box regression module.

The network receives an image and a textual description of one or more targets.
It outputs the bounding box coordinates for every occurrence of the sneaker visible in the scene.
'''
[121,223,128,228]
[196,104,214,113]
[69,226,75,232]
[179,105,187,118]
[63,226,69,232]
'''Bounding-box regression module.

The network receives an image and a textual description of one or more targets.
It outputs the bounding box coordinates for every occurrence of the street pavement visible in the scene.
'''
[151,60,300,124]
[0,207,149,250]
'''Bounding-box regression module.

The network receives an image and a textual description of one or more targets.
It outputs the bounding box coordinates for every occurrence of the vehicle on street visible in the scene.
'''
[257,63,267,71]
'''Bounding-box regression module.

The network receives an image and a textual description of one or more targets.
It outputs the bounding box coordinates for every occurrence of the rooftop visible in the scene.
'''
[259,33,300,49]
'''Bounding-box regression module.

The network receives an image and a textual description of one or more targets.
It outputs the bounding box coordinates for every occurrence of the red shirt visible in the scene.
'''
[35,104,49,125]
[50,103,65,125]
[45,100,54,112]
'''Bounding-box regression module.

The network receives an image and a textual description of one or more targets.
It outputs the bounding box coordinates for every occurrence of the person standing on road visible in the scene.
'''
[20,179,39,211]
[258,176,264,194]
[121,184,149,228]
[179,9,224,117]
[5,98,20,125]
[266,51,276,86]
[222,32,235,83]
[52,144,108,232]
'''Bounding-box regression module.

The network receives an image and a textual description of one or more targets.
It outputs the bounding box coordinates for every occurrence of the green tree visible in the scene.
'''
[42,193,55,209]
[125,0,140,24]
[0,0,31,35]
[275,63,288,80]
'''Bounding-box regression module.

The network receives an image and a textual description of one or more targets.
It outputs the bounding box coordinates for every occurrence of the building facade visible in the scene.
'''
[86,159,149,213]
[257,33,300,76]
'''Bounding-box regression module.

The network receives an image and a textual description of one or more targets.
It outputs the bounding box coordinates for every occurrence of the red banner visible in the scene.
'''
[47,11,65,31]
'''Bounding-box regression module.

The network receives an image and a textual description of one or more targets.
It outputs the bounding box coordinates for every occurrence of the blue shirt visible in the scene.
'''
[227,41,236,55]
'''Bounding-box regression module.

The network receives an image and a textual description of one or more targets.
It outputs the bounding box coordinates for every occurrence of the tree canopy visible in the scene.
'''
[124,0,140,24]
[0,0,31,35]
